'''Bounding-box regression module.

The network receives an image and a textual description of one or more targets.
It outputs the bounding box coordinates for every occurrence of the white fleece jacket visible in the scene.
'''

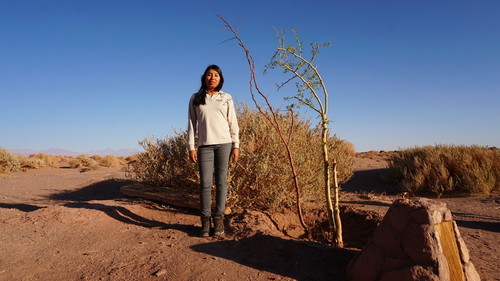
[187,91,240,150]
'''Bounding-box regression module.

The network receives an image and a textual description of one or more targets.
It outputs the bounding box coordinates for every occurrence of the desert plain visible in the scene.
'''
[0,153,498,280]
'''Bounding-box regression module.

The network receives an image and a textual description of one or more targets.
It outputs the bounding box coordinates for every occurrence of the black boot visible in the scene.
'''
[200,217,211,237]
[213,216,224,236]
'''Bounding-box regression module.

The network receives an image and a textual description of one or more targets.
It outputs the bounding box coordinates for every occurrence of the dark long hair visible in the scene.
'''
[192,65,224,106]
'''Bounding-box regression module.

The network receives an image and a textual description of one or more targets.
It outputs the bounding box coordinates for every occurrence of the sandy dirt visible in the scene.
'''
[0,154,498,281]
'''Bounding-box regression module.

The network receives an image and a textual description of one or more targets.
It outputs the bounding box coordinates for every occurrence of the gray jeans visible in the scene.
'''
[198,143,232,218]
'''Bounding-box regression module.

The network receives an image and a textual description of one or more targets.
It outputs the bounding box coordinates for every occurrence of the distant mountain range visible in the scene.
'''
[7,148,140,157]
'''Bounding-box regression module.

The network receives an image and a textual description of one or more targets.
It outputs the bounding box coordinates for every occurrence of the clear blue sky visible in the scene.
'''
[1,0,499,153]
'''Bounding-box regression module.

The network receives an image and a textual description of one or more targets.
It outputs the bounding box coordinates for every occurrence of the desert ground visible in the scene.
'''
[0,153,498,281]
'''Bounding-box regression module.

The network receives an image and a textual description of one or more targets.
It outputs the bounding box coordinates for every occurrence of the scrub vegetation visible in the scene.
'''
[387,145,499,197]
[0,148,128,172]
[0,147,21,173]
[127,105,355,212]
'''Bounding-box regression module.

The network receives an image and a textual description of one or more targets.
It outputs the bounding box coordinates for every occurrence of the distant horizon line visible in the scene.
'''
[6,147,141,157]
[5,143,497,157]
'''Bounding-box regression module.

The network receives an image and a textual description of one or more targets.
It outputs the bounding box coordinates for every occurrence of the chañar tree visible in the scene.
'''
[266,28,343,247]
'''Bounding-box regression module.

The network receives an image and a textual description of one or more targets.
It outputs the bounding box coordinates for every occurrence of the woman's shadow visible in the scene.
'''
[191,233,357,281]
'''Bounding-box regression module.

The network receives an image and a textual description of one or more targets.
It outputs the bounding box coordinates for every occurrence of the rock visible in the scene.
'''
[346,198,481,281]
[380,265,440,281]
[152,268,167,277]
[463,262,481,281]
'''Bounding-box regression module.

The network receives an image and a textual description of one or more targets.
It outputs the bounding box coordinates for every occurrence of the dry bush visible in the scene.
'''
[68,155,98,169]
[388,145,499,197]
[90,155,103,162]
[20,153,60,169]
[97,155,126,168]
[128,134,199,191]
[0,147,21,173]
[128,105,355,212]
[228,105,354,211]
[125,155,138,163]
[56,155,72,164]
[20,157,45,169]
[37,153,59,167]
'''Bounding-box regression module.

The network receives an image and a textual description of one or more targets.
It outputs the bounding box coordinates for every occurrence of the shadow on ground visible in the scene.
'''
[453,211,500,233]
[64,202,198,235]
[0,202,45,212]
[47,179,133,202]
[456,219,500,233]
[191,233,358,281]
[342,168,399,194]
[46,179,198,236]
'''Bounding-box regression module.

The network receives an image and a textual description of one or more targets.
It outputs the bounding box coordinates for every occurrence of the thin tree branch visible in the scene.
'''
[279,60,325,114]
[277,47,330,115]
[217,14,308,231]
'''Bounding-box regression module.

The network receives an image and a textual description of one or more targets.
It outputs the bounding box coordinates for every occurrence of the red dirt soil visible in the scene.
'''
[0,154,498,280]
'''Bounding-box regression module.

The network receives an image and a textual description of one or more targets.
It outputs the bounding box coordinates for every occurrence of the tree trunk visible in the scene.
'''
[285,145,308,230]
[332,159,344,247]
[321,117,335,243]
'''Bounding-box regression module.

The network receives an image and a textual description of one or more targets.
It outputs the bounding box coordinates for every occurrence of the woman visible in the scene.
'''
[187,65,240,237]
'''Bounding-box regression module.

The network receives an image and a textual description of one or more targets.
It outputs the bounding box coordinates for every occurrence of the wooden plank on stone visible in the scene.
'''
[120,183,199,210]
[435,221,466,281]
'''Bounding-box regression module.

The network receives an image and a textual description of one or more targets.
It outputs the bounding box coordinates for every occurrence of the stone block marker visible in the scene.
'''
[346,198,481,281]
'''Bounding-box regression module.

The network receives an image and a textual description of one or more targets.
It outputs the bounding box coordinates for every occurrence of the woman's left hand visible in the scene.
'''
[231,148,239,163]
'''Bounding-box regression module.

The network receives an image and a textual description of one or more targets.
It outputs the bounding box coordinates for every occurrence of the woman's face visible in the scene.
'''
[204,69,220,91]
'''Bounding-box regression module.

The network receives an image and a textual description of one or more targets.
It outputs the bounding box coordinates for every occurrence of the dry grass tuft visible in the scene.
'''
[128,133,199,191]
[387,145,499,197]
[96,155,127,168]
[68,155,98,170]
[125,155,138,163]
[1,148,129,172]
[0,147,21,173]
[19,157,45,169]
[20,153,60,169]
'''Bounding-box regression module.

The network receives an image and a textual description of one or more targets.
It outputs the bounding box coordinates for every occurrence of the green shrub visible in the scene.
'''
[388,145,499,196]
[128,105,354,211]
[0,147,21,173]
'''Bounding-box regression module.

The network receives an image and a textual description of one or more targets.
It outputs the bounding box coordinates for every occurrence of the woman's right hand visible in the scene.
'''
[189,150,198,163]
